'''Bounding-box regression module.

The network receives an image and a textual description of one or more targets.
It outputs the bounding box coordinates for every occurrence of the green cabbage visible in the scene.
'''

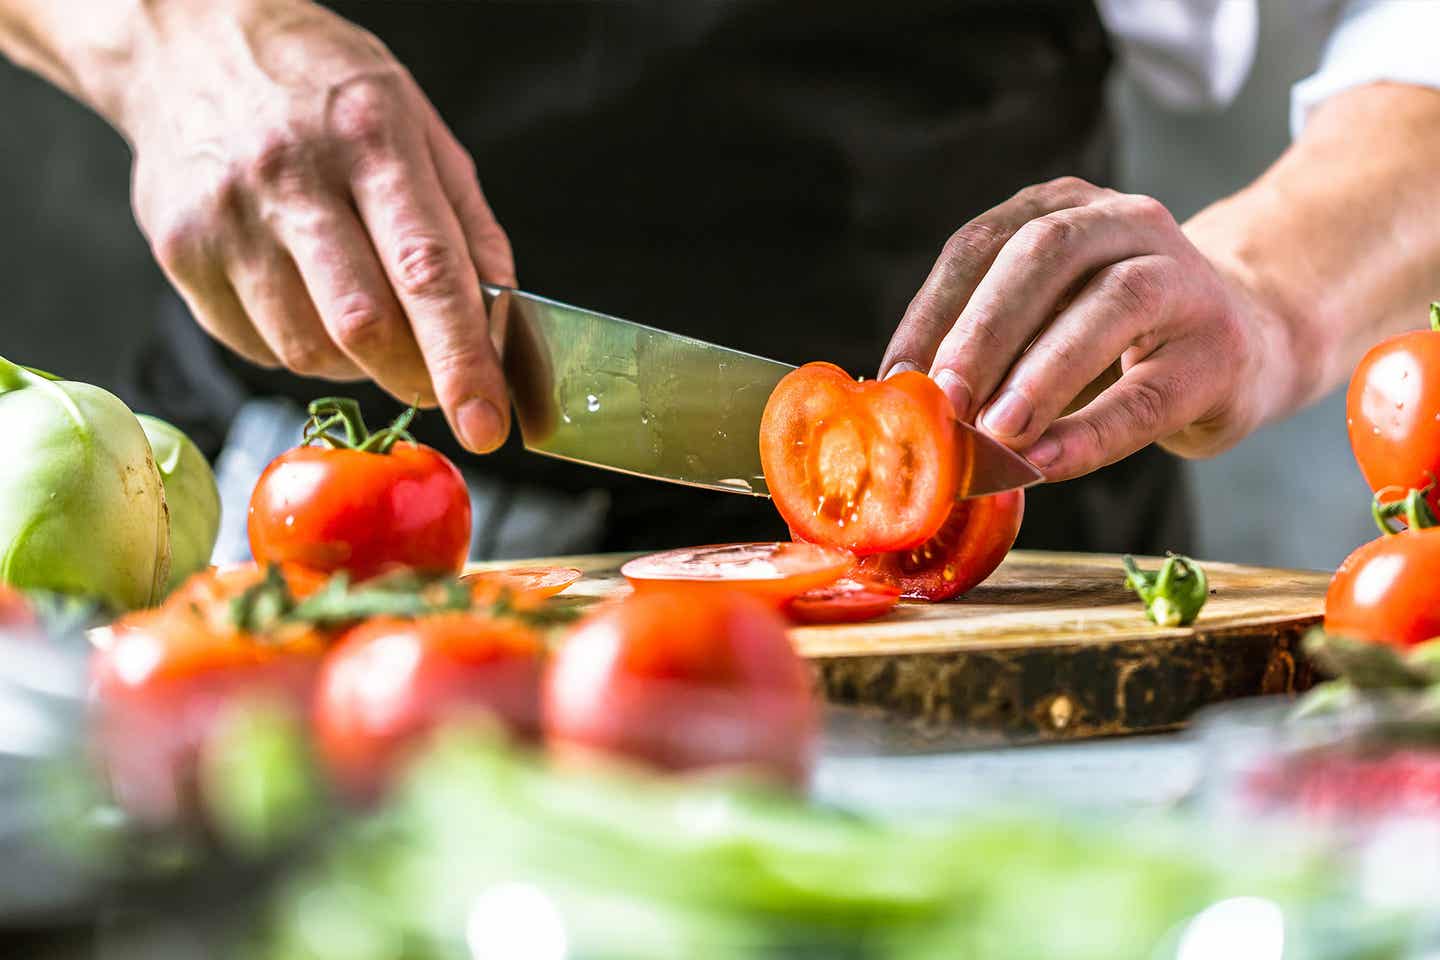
[0,357,169,611]
[139,414,220,593]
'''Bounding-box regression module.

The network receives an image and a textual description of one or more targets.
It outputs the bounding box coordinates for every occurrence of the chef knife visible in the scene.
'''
[481,285,1043,499]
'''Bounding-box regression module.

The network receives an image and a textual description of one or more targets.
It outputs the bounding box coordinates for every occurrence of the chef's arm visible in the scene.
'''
[1185,82,1440,419]
[882,81,1440,483]
[0,0,515,454]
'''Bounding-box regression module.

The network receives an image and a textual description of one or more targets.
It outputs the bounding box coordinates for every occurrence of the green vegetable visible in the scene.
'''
[139,415,220,593]
[0,356,169,611]
[1122,553,1208,627]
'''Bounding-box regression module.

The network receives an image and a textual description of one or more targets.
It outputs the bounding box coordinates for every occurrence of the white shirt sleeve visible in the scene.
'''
[1097,0,1259,111]
[1292,0,1440,136]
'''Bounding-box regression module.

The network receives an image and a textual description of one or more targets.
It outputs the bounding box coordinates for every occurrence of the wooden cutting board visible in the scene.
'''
[470,550,1330,749]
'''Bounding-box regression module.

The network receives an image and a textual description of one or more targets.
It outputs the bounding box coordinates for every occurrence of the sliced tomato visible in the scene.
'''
[620,542,852,603]
[784,579,901,625]
[760,362,957,554]
[460,566,583,606]
[858,489,1024,601]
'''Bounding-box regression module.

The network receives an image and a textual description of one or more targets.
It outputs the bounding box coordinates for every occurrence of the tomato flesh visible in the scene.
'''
[1325,529,1440,648]
[313,614,543,798]
[248,441,472,582]
[620,542,852,602]
[461,566,583,606]
[542,588,816,785]
[785,579,900,624]
[760,362,957,554]
[858,489,1024,601]
[1348,328,1440,511]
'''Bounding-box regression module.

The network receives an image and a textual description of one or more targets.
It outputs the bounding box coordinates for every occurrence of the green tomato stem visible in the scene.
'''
[1372,483,1439,535]
[1123,553,1208,627]
[302,397,417,454]
[1430,301,1440,332]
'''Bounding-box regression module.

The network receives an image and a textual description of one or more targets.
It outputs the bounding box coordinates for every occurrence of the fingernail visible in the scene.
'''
[980,390,1032,439]
[457,397,504,452]
[884,360,921,380]
[1025,435,1061,470]
[933,369,972,419]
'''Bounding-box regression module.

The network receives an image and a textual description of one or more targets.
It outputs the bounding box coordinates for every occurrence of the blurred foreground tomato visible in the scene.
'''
[543,588,817,786]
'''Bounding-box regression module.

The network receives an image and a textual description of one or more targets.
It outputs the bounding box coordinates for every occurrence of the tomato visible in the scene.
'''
[313,614,543,798]
[543,588,816,786]
[857,489,1023,601]
[0,585,34,628]
[170,562,328,610]
[784,579,900,624]
[620,542,852,603]
[248,400,471,581]
[1347,305,1440,511]
[461,566,583,606]
[760,362,958,554]
[1325,528,1440,648]
[92,602,325,826]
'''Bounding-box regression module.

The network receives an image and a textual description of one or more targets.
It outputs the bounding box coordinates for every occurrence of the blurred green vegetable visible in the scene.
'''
[252,733,1396,960]
[0,356,169,610]
[140,414,221,592]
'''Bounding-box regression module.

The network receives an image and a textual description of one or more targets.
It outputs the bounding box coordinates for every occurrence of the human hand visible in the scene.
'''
[122,0,514,451]
[881,177,1274,482]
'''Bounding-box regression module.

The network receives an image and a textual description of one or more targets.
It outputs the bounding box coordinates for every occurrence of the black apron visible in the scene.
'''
[130,0,1193,557]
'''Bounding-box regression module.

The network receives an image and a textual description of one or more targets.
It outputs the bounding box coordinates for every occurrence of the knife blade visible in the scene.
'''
[481,285,1043,499]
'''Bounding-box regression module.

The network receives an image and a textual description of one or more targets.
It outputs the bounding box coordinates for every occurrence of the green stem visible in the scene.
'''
[1430,301,1440,332]
[1372,482,1439,535]
[1123,553,1208,627]
[0,355,29,394]
[301,397,417,454]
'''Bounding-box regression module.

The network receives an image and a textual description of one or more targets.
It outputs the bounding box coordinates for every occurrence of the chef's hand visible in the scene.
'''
[880,177,1274,482]
[123,0,513,452]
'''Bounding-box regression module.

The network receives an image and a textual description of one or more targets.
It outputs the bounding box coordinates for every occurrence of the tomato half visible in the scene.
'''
[313,614,543,798]
[461,566,584,606]
[784,579,901,625]
[1325,528,1440,648]
[620,542,852,603]
[857,489,1023,601]
[760,362,958,554]
[249,441,471,582]
[1347,313,1440,511]
[542,588,816,786]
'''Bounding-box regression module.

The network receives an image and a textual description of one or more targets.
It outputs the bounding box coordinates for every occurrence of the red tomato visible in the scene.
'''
[785,579,900,624]
[92,603,325,825]
[1347,314,1440,511]
[857,490,1024,601]
[249,442,471,581]
[461,566,583,606]
[313,614,543,798]
[760,362,958,554]
[0,585,35,628]
[1325,528,1440,648]
[620,542,852,603]
[543,588,817,786]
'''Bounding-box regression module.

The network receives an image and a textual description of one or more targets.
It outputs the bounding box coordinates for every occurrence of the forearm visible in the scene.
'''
[1185,82,1440,425]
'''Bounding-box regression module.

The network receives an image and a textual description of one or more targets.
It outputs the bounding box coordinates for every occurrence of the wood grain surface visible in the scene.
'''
[472,549,1330,748]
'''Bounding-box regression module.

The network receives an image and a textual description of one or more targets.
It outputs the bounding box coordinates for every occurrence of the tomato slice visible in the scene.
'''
[784,578,901,624]
[858,489,1024,601]
[760,362,957,555]
[461,566,584,605]
[621,542,852,602]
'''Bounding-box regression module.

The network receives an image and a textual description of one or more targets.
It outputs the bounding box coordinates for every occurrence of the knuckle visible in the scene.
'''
[1123,193,1174,227]
[1102,259,1168,317]
[941,221,1004,267]
[1020,175,1094,207]
[329,295,392,351]
[328,76,402,154]
[1120,378,1170,434]
[1013,214,1078,262]
[393,236,458,299]
[247,133,313,190]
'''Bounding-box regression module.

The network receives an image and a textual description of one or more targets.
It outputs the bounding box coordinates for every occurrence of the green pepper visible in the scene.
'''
[0,356,169,610]
[1122,553,1208,627]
